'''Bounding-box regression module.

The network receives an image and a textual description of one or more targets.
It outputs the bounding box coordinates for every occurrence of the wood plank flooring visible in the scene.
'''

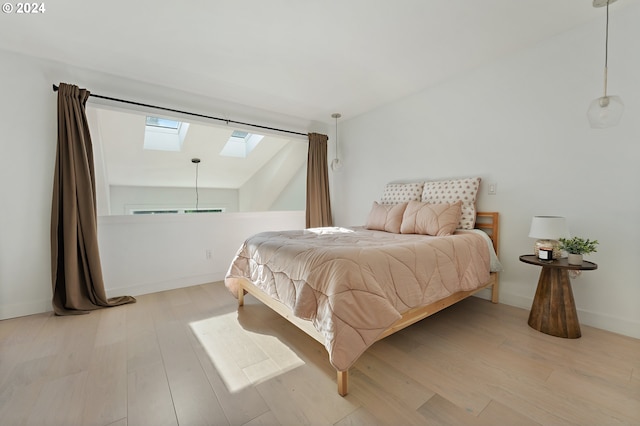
[1,281,638,425]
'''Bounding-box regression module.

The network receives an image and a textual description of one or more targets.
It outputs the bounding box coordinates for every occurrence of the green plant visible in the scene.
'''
[559,237,599,255]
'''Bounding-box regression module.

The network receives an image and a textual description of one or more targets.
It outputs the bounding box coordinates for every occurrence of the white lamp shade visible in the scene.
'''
[587,95,624,128]
[528,216,569,240]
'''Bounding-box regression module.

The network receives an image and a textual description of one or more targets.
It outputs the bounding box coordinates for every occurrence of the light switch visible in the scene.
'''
[488,183,497,195]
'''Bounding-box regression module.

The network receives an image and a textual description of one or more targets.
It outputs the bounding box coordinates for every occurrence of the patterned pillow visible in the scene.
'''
[400,200,462,236]
[421,177,481,229]
[365,202,408,233]
[380,182,424,204]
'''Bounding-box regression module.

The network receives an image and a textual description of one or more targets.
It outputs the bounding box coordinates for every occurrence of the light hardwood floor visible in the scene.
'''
[1,281,638,425]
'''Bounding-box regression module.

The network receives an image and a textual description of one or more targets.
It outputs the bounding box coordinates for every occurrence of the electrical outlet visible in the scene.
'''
[488,183,497,195]
[205,249,212,260]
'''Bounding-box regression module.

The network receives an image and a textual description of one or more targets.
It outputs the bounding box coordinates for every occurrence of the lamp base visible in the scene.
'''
[534,239,561,260]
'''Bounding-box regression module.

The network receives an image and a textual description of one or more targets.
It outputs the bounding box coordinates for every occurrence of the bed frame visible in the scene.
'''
[236,212,500,396]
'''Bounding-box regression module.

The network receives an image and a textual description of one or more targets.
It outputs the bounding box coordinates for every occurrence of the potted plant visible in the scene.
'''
[559,237,599,265]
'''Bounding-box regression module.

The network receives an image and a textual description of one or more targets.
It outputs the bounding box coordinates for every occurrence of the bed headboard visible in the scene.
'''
[475,212,499,255]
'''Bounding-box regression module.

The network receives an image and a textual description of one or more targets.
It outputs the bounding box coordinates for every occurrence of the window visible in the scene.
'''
[144,116,190,152]
[219,130,264,158]
[145,116,180,129]
[131,208,225,215]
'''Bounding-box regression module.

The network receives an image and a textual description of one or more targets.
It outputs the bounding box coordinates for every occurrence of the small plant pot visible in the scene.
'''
[567,253,583,265]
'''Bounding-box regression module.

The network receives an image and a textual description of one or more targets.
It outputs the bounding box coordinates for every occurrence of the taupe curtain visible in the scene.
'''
[306,133,333,228]
[51,83,135,315]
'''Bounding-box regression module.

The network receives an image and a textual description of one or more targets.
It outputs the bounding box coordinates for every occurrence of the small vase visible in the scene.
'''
[567,253,583,265]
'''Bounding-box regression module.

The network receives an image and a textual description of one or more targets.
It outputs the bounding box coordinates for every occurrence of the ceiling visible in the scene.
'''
[86,105,306,190]
[0,0,629,125]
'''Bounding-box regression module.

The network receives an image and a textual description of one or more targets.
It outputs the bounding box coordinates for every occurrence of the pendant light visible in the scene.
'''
[191,158,200,210]
[587,0,624,128]
[330,113,343,171]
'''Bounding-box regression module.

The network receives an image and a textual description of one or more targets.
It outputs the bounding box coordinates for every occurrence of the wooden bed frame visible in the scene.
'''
[236,212,500,396]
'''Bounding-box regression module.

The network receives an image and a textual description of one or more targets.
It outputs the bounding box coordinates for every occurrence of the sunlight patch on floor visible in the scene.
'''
[190,312,304,393]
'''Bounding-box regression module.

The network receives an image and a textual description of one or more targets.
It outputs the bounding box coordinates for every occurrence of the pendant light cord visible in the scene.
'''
[334,116,339,155]
[605,1,609,68]
[603,0,610,97]
[195,162,199,210]
[330,113,341,168]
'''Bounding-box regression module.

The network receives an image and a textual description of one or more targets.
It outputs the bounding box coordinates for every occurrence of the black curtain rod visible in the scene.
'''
[52,84,307,137]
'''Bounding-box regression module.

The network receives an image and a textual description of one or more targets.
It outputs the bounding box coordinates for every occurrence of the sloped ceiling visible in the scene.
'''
[0,0,631,124]
[87,105,303,189]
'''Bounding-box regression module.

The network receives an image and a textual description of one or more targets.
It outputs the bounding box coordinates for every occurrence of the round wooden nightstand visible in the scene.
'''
[519,255,598,338]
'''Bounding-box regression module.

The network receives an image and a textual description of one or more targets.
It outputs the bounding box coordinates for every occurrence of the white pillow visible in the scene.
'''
[380,182,424,204]
[421,177,481,229]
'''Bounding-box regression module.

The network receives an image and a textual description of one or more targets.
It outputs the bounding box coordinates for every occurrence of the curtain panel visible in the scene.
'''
[306,133,333,228]
[51,83,135,315]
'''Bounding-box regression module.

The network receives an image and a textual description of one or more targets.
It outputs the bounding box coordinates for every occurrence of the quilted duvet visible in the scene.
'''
[225,226,491,371]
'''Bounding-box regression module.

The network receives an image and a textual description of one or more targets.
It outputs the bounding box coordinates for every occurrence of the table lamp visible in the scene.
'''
[528,216,569,260]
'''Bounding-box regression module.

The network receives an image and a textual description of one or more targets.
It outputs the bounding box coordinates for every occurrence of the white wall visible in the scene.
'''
[330,6,640,338]
[238,141,308,212]
[0,48,322,320]
[98,211,305,298]
[270,165,307,211]
[0,52,57,319]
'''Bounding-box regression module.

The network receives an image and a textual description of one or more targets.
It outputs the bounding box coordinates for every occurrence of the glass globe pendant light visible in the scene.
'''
[587,0,624,128]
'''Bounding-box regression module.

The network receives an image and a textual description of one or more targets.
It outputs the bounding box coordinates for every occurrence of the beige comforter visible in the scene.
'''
[225,226,491,371]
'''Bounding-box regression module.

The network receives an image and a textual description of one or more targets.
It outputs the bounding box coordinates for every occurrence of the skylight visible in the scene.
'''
[144,116,189,151]
[145,116,180,129]
[219,130,264,158]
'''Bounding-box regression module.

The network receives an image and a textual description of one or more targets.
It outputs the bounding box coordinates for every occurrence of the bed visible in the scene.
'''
[225,179,501,396]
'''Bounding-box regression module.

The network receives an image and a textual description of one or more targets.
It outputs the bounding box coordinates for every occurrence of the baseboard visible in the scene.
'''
[471,288,492,301]
[576,309,640,339]
[0,274,225,320]
[496,291,533,311]
[0,298,52,320]
[497,290,640,340]
[7,279,638,341]
[105,272,224,298]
